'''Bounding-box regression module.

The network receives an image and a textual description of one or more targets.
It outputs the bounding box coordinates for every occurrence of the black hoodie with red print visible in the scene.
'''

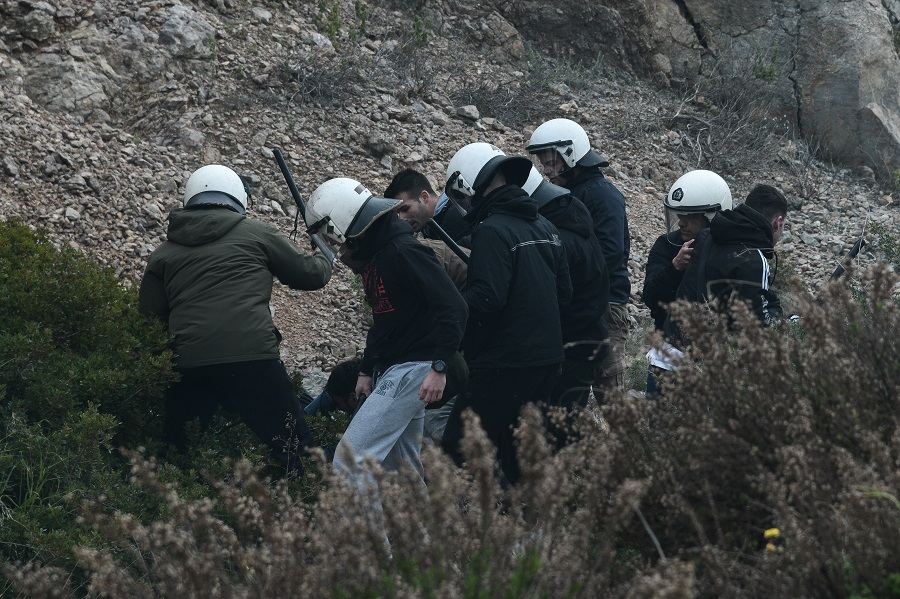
[351,215,467,375]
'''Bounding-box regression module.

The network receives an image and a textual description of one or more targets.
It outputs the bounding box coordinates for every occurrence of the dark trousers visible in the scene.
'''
[549,359,595,408]
[164,359,314,473]
[546,358,595,448]
[441,364,560,486]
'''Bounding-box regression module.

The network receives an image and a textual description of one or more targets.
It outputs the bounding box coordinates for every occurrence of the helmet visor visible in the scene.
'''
[318,230,348,256]
[345,196,401,239]
[665,209,710,245]
[529,148,568,182]
[443,173,472,215]
[445,170,476,203]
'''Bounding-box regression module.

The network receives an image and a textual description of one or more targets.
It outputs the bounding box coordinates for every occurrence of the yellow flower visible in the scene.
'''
[764,528,781,540]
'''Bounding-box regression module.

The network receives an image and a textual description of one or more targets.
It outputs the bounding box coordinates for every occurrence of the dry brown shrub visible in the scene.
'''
[609,264,900,596]
[5,412,694,598]
[6,268,897,598]
[668,50,792,173]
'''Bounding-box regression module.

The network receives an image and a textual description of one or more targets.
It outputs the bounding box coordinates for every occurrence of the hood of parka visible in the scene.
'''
[538,193,592,239]
[166,207,245,246]
[710,203,776,258]
[464,184,538,225]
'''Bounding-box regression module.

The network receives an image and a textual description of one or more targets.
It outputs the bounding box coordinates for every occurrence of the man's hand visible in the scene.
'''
[419,370,447,403]
[672,239,695,271]
[356,374,373,399]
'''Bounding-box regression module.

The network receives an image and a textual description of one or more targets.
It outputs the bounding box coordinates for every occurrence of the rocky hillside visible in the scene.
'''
[1,0,897,379]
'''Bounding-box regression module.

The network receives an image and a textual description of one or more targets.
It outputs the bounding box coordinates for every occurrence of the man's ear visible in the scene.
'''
[420,190,431,204]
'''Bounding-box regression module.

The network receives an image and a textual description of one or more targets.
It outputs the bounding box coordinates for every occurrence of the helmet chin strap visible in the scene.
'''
[553,163,575,184]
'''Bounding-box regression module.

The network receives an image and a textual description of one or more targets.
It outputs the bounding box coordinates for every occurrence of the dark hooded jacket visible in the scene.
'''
[665,204,783,342]
[565,167,631,304]
[351,214,468,376]
[461,184,572,369]
[425,200,472,248]
[139,206,332,368]
[538,192,610,362]
[642,230,685,331]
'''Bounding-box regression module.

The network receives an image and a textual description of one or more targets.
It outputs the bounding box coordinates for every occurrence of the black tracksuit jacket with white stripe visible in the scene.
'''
[461,184,572,370]
[666,204,783,343]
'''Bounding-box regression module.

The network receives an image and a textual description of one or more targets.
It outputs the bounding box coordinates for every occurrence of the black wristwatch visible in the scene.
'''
[431,359,448,374]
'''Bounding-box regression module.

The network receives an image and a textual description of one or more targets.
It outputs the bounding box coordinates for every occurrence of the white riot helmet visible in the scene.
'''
[444,142,531,208]
[525,118,609,181]
[306,178,400,248]
[522,165,569,209]
[521,166,543,196]
[663,169,733,241]
[184,164,249,214]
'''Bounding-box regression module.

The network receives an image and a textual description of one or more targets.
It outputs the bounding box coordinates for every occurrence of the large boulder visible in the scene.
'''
[793,0,900,174]
[677,0,900,175]
[23,52,119,117]
[6,2,213,120]
[157,5,216,59]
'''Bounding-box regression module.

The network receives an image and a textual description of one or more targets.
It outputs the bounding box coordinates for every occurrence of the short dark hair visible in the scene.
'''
[384,168,435,199]
[745,184,788,222]
[324,357,361,396]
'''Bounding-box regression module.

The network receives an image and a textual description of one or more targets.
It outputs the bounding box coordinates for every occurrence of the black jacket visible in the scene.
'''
[462,184,572,369]
[424,200,472,248]
[642,230,684,331]
[351,215,468,375]
[665,204,783,342]
[539,193,610,361]
[565,167,631,304]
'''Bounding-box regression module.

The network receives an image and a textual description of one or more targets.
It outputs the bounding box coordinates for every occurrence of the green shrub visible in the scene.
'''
[315,0,343,48]
[0,220,179,590]
[751,45,781,81]
[0,220,176,447]
[350,0,368,42]
[0,404,140,589]
[871,221,900,271]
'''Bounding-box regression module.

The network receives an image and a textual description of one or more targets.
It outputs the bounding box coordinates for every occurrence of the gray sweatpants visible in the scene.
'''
[423,397,455,445]
[334,360,429,482]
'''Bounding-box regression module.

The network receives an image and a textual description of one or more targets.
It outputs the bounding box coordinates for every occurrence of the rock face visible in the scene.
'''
[499,0,900,176]
[6,0,900,173]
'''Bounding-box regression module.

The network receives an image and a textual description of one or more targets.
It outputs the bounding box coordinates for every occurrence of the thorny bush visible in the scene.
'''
[668,50,792,173]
